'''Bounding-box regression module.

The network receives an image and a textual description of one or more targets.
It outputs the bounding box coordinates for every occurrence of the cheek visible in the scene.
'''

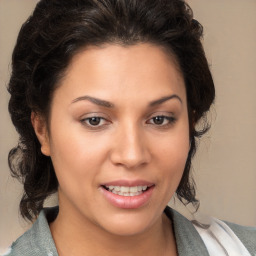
[160,143,188,179]
[49,121,107,163]
[155,128,190,187]
[48,122,113,190]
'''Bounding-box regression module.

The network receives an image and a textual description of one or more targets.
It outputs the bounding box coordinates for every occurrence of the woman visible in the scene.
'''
[6,0,256,255]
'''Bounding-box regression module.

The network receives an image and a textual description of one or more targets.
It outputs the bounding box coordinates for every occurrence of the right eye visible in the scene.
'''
[81,116,109,128]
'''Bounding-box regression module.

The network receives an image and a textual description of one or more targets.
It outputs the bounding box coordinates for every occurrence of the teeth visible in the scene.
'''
[105,185,149,196]
[130,186,138,192]
[120,186,129,193]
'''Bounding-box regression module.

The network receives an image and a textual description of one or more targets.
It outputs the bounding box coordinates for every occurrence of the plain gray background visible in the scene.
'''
[1,0,256,253]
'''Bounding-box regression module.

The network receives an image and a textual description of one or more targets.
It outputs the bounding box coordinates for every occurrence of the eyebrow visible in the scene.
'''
[72,95,114,108]
[149,95,182,106]
[71,94,182,108]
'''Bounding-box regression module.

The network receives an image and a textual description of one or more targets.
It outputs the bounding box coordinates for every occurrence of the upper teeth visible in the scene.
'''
[106,185,148,193]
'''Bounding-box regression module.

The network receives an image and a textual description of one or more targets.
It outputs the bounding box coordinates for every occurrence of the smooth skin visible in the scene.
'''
[32,43,190,256]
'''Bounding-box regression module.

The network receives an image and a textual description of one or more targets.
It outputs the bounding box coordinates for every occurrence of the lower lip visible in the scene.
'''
[100,186,154,209]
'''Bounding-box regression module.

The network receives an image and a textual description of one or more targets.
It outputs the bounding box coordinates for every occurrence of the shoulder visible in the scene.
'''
[165,206,256,255]
[4,226,40,256]
[225,220,256,254]
[164,206,210,255]
[4,207,59,256]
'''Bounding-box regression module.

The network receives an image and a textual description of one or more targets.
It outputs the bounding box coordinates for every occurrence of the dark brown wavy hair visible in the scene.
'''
[8,0,215,221]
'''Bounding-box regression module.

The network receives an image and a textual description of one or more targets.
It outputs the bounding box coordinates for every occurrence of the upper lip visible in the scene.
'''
[102,180,155,187]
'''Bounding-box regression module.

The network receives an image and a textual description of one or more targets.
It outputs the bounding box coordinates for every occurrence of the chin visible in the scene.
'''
[95,210,160,237]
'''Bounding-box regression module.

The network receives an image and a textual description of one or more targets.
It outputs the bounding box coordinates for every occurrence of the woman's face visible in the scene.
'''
[40,43,190,236]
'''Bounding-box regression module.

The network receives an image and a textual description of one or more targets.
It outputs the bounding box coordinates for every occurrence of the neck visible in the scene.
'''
[50,206,177,256]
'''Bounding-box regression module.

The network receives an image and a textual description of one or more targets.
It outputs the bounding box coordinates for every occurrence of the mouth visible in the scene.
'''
[102,185,152,197]
[100,182,155,209]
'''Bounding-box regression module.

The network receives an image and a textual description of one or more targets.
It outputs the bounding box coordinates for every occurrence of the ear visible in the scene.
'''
[31,112,51,156]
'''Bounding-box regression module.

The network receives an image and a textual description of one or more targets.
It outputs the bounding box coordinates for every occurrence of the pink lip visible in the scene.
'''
[100,181,155,209]
[102,179,154,187]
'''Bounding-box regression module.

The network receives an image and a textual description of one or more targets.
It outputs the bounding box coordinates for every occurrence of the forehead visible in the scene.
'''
[54,43,186,104]
[66,43,182,78]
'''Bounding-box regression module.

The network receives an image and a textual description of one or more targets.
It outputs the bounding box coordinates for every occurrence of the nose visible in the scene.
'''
[109,123,151,169]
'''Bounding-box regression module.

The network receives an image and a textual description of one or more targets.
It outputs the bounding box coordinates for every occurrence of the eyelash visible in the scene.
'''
[146,115,177,127]
[81,116,109,129]
[80,115,176,129]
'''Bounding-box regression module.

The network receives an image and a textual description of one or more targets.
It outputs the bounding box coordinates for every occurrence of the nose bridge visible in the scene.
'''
[110,119,150,168]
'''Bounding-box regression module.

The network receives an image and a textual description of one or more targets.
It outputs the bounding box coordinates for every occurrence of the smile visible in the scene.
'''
[104,185,149,196]
[100,182,155,209]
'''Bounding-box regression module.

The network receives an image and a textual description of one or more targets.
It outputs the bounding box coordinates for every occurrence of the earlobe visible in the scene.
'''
[31,112,51,156]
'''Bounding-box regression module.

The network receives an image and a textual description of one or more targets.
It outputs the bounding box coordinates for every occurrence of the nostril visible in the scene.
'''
[110,150,151,169]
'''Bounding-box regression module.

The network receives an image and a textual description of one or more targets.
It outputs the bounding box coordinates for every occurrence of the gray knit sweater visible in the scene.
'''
[5,207,256,256]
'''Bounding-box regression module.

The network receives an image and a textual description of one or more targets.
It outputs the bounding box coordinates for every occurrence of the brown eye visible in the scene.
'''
[153,116,165,125]
[88,117,101,126]
[81,116,108,127]
[147,115,176,127]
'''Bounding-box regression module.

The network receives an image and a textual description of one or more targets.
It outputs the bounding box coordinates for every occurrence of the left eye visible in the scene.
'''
[147,115,175,126]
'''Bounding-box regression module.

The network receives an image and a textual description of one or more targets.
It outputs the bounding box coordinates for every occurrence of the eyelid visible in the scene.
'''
[147,115,176,123]
[146,111,175,119]
[79,112,110,120]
